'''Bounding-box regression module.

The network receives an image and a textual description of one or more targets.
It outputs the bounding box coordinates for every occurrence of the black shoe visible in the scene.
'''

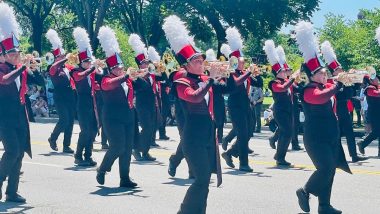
[151,142,160,147]
[248,148,254,154]
[101,144,109,150]
[142,153,156,161]
[84,158,97,167]
[120,178,138,188]
[63,146,74,154]
[239,165,253,172]
[221,152,235,168]
[132,150,143,161]
[168,162,176,177]
[159,136,170,140]
[276,160,292,167]
[222,138,228,151]
[269,137,276,149]
[292,146,304,151]
[352,155,368,163]
[318,205,342,214]
[96,169,106,185]
[296,188,310,212]
[357,141,365,155]
[74,158,86,166]
[5,193,26,203]
[48,137,58,151]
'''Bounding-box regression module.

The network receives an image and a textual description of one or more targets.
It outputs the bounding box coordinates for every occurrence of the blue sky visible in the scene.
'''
[282,0,380,32]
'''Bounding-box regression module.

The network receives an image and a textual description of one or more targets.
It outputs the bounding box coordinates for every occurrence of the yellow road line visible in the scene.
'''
[29,141,380,176]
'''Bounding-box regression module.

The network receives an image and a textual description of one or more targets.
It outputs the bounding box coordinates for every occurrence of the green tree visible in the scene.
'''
[319,10,380,71]
[7,0,56,53]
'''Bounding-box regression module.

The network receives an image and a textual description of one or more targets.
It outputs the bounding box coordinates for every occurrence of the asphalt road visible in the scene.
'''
[0,122,379,214]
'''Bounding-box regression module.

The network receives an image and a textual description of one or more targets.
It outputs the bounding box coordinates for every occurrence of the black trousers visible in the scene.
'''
[136,107,156,154]
[304,140,337,206]
[95,92,108,146]
[50,93,75,147]
[159,100,170,138]
[0,127,26,195]
[75,96,98,160]
[251,103,262,132]
[361,117,380,151]
[224,128,236,144]
[98,117,135,180]
[226,107,249,165]
[273,109,293,161]
[292,106,300,147]
[170,100,186,169]
[178,117,214,214]
[337,101,357,157]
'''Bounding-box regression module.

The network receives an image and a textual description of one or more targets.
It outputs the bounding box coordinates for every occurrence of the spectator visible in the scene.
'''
[32,96,49,117]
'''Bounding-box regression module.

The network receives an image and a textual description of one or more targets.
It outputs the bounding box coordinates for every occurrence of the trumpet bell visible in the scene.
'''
[45,52,55,66]
[229,56,239,71]
[66,53,80,66]
[32,51,40,58]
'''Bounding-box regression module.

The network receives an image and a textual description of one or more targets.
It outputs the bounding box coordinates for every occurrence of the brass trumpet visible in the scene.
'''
[332,70,368,86]
[66,52,80,66]
[126,67,149,80]
[93,59,106,69]
[21,52,41,70]
[204,56,239,78]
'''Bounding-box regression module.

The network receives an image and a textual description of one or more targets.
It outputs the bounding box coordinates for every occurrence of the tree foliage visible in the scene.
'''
[319,9,380,71]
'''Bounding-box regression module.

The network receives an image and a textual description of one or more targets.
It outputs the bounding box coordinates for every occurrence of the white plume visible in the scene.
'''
[97,26,120,57]
[276,46,287,65]
[0,2,20,39]
[73,27,92,54]
[46,29,63,50]
[295,21,320,62]
[375,25,380,45]
[320,41,337,64]
[148,46,161,62]
[220,43,231,58]
[263,40,279,66]
[205,49,217,61]
[162,15,193,53]
[226,27,243,52]
[128,33,147,56]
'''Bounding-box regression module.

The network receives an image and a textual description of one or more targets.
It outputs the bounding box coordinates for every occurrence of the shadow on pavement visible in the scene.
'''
[90,186,147,198]
[38,152,73,157]
[132,160,166,166]
[64,166,97,172]
[162,178,193,186]
[0,202,34,213]
[223,169,271,178]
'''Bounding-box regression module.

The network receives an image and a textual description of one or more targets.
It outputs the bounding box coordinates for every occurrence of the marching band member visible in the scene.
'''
[205,49,227,146]
[265,40,299,166]
[70,27,98,166]
[163,15,222,214]
[294,21,351,214]
[46,29,76,154]
[96,26,145,188]
[276,45,303,151]
[147,46,170,140]
[0,2,43,202]
[221,28,254,172]
[128,34,160,161]
[358,74,380,157]
[357,28,380,157]
[321,41,367,162]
